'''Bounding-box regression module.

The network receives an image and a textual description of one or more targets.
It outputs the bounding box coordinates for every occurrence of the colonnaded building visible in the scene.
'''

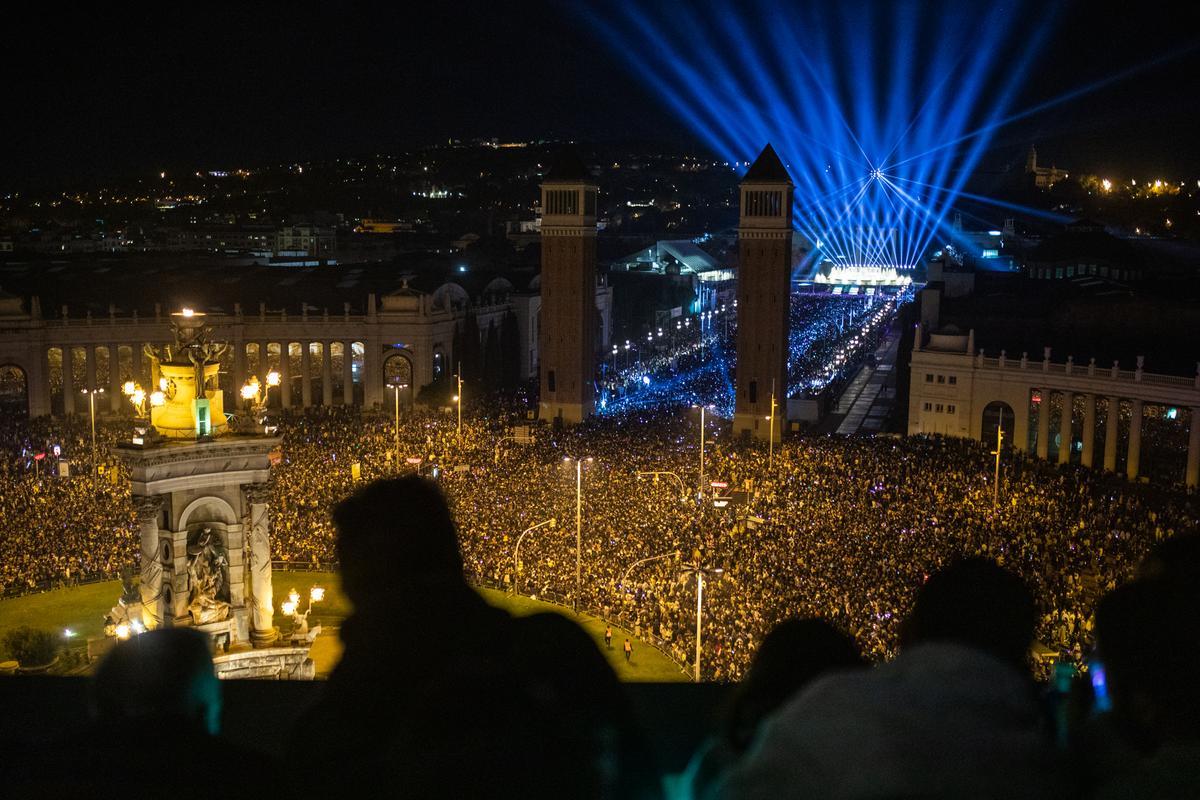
[0,262,612,419]
[908,324,1200,488]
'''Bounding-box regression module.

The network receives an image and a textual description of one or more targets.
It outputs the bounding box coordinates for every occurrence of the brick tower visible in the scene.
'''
[734,144,794,440]
[539,149,598,425]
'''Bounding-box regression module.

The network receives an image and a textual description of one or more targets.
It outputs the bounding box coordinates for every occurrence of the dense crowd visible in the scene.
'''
[1,399,1197,682]
[0,417,134,593]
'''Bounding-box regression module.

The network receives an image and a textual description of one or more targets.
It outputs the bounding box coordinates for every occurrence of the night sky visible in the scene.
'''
[2,1,1197,186]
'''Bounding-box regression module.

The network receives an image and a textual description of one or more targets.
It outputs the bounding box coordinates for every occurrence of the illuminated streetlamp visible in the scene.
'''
[765,380,778,470]
[563,456,594,612]
[387,381,409,460]
[680,559,724,683]
[452,363,463,435]
[80,387,105,487]
[992,406,1005,510]
[693,403,714,493]
[280,585,325,643]
[122,379,163,418]
[511,518,557,595]
[620,549,680,589]
[636,470,688,502]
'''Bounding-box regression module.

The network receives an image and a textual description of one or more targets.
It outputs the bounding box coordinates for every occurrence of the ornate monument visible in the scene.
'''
[117,309,283,653]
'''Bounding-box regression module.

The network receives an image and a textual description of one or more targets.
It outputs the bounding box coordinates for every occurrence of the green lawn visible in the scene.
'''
[0,573,687,682]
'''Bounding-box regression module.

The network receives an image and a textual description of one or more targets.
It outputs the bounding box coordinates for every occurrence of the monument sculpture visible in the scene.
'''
[115,308,307,676]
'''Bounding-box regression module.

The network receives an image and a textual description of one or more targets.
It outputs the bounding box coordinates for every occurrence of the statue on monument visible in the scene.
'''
[186,527,231,625]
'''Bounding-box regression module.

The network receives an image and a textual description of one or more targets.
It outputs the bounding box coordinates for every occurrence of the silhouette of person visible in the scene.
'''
[289,476,656,799]
[605,624,613,649]
[678,618,865,798]
[624,638,633,661]
[10,628,265,798]
[718,557,1068,798]
[1089,533,1200,798]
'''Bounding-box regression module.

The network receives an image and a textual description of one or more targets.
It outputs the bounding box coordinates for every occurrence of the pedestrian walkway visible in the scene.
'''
[836,328,901,435]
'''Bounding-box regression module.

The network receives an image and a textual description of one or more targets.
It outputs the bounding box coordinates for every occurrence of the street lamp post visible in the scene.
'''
[693,404,713,493]
[680,560,723,683]
[992,406,1005,510]
[767,380,778,471]
[80,387,104,488]
[387,382,405,461]
[564,456,593,612]
[511,518,557,595]
[453,364,463,435]
[636,470,688,501]
[619,549,680,588]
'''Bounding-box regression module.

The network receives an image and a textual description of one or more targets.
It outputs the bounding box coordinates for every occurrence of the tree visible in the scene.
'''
[2,626,59,668]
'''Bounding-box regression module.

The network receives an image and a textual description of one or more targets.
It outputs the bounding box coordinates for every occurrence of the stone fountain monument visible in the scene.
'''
[115,310,306,675]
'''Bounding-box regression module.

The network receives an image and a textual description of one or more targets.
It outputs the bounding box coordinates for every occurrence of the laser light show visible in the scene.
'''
[585,0,1058,276]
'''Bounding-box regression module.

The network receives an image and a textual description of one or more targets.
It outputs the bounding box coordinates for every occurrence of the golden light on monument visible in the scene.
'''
[145,309,229,439]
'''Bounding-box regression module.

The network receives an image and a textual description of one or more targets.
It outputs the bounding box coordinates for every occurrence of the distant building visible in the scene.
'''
[907,324,1200,488]
[275,224,334,257]
[1025,145,1068,189]
[169,225,274,253]
[1025,219,1143,283]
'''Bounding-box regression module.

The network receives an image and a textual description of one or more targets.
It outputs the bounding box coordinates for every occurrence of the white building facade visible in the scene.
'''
[908,324,1200,488]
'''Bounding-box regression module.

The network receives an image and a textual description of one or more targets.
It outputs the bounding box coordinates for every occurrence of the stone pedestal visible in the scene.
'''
[117,435,281,649]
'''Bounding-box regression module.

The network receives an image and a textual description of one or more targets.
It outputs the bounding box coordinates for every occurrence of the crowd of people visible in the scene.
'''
[4,395,1194,686]
[10,472,1200,797]
[0,416,134,594]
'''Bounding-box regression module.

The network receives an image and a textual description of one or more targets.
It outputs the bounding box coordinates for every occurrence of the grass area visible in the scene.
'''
[0,573,688,682]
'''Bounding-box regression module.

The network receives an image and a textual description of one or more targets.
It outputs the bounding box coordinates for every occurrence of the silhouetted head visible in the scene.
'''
[91,628,220,735]
[901,557,1035,669]
[1137,530,1200,584]
[727,618,864,751]
[333,476,464,606]
[1098,551,1200,748]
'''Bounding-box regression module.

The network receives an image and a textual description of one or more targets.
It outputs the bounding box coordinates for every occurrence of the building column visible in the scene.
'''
[62,347,75,415]
[242,483,276,647]
[1186,407,1200,489]
[1103,397,1120,472]
[1081,394,1096,468]
[1012,394,1029,454]
[279,344,292,408]
[134,495,164,630]
[109,344,123,412]
[321,343,333,406]
[342,341,354,406]
[1036,389,1051,460]
[300,342,313,408]
[1127,398,1144,481]
[1058,391,1074,464]
[232,341,246,399]
[364,338,384,409]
